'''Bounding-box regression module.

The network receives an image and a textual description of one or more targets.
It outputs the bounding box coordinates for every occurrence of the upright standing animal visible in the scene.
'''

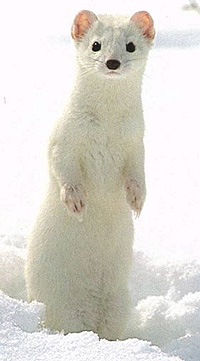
[26,10,155,340]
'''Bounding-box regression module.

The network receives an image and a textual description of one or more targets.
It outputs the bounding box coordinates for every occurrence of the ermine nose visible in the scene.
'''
[106,59,121,70]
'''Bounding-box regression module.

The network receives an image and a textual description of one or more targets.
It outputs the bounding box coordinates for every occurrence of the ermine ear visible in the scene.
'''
[71,10,98,40]
[130,11,155,41]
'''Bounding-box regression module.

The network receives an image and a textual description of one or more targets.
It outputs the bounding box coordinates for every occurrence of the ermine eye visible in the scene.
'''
[92,41,101,52]
[126,42,136,53]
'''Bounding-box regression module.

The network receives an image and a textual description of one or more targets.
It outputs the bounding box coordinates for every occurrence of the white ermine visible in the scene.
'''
[26,10,155,340]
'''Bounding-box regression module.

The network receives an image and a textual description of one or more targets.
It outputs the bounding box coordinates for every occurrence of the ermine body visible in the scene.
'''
[26,10,154,340]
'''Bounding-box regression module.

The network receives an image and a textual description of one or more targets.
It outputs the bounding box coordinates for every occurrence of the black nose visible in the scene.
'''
[106,59,121,70]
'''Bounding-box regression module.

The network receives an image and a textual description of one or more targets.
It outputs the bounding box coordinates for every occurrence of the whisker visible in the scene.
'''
[78,65,98,79]
[124,56,148,64]
[86,56,104,64]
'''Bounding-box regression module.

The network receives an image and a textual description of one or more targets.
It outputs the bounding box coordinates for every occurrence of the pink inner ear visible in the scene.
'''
[71,10,97,40]
[131,11,155,41]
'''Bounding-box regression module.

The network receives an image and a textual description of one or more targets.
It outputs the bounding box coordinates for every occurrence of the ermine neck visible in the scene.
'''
[72,70,143,118]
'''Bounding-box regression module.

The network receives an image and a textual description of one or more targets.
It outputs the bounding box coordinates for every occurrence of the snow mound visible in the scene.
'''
[1,235,200,360]
[0,235,26,300]
[0,292,181,361]
[131,291,200,346]
[0,291,45,333]
[126,253,200,352]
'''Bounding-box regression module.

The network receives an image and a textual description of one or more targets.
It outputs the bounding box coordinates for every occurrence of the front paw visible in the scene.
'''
[125,178,146,217]
[60,183,86,221]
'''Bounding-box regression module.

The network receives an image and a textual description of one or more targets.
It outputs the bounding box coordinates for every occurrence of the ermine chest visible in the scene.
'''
[82,135,126,190]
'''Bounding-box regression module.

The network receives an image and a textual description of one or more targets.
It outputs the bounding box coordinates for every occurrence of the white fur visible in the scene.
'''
[26,12,153,340]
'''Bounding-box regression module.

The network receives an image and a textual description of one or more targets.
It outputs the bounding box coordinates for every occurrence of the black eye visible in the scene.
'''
[126,42,136,53]
[92,41,101,52]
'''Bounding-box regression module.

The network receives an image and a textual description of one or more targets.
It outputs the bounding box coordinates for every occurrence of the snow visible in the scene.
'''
[1,0,200,360]
[0,304,180,361]
[1,236,200,361]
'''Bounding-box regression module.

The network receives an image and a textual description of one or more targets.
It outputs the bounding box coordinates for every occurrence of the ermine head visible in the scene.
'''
[71,10,155,80]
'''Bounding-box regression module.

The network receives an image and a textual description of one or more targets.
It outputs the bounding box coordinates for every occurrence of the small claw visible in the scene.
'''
[60,183,86,221]
[134,209,141,219]
[125,178,145,216]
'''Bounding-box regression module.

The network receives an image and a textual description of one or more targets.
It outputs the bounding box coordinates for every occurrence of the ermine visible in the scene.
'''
[26,10,155,340]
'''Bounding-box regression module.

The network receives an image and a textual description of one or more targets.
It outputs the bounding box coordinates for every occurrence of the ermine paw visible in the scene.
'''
[125,178,146,217]
[60,183,86,221]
